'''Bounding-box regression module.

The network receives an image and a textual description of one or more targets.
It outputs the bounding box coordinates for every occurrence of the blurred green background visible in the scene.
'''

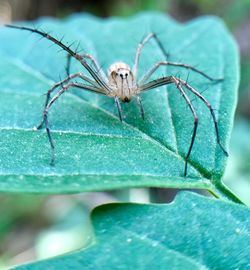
[0,0,249,268]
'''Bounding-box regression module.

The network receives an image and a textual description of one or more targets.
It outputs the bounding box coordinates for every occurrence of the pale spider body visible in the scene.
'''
[108,62,136,102]
[5,25,228,176]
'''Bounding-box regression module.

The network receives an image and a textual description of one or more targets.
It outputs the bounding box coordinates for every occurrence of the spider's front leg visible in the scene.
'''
[139,75,228,176]
[172,77,199,176]
[41,82,77,165]
[170,76,228,175]
[175,77,229,175]
[37,73,98,130]
[39,82,106,165]
[179,78,228,157]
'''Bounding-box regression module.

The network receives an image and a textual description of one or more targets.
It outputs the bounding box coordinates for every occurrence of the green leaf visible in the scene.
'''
[13,192,250,269]
[0,12,239,195]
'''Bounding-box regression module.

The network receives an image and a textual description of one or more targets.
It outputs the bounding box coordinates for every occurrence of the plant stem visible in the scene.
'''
[210,182,245,205]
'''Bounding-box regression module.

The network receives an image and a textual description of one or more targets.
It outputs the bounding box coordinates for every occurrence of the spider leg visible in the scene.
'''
[5,25,111,92]
[37,73,99,129]
[139,75,198,176]
[66,54,71,76]
[41,82,106,165]
[44,112,55,165]
[172,77,199,176]
[140,75,228,176]
[66,53,107,81]
[114,97,123,122]
[180,78,228,156]
[133,32,169,78]
[65,39,82,76]
[82,53,108,81]
[43,83,73,165]
[139,61,223,85]
[136,95,145,120]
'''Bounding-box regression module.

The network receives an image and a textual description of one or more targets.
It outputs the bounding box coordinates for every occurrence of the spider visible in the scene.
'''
[5,24,228,176]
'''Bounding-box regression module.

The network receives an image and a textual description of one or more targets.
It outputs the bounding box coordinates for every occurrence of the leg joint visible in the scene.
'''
[194,116,199,124]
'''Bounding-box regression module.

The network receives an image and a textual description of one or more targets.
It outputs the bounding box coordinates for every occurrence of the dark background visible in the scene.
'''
[0,0,249,268]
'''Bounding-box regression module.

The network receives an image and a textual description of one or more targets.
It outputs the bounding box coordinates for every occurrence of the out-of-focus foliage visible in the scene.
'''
[224,119,250,206]
[14,193,250,270]
[190,0,250,28]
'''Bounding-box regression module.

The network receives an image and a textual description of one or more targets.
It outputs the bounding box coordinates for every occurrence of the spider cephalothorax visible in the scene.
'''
[5,25,228,176]
[108,62,136,103]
